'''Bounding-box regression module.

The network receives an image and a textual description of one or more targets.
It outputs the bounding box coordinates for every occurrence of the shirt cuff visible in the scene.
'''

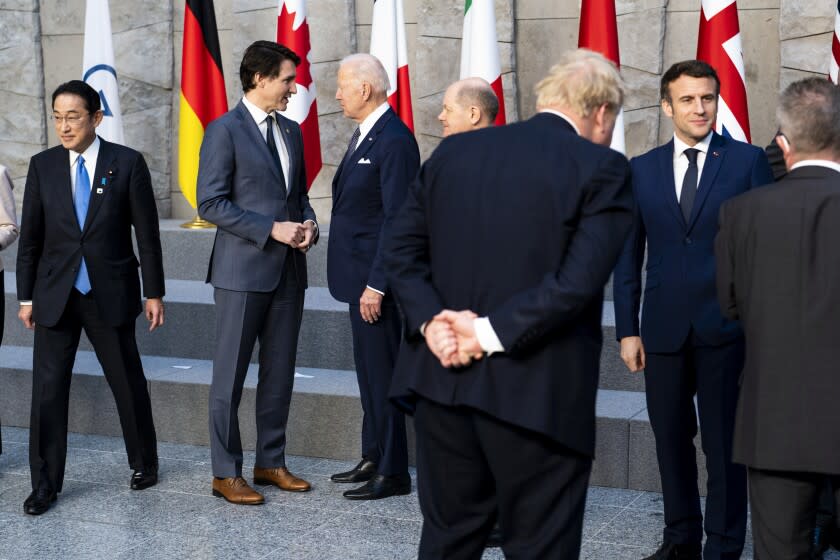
[304,219,318,232]
[19,301,32,306]
[474,317,504,355]
[366,285,385,296]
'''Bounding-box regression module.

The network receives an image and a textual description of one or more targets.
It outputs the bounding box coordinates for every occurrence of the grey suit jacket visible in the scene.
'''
[0,164,19,271]
[197,101,317,292]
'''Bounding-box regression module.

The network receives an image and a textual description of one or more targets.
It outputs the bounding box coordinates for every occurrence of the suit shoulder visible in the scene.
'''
[31,145,66,166]
[630,143,668,168]
[276,113,301,133]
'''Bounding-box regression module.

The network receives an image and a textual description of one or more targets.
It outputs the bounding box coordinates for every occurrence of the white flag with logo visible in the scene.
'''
[83,0,124,144]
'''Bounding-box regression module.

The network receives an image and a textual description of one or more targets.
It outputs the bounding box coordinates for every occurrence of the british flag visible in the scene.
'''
[697,0,751,143]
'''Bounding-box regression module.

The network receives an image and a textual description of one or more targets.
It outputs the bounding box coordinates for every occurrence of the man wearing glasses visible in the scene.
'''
[16,80,165,515]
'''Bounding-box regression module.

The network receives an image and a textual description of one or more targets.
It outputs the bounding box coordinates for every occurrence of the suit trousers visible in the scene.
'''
[348,302,407,476]
[29,289,157,492]
[645,332,747,559]
[414,398,591,560]
[209,263,304,478]
[748,468,840,560]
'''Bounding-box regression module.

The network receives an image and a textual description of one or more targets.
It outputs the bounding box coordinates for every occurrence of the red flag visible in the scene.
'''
[370,0,414,132]
[277,0,322,190]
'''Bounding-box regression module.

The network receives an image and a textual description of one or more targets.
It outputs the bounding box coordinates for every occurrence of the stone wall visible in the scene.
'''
[0,0,835,219]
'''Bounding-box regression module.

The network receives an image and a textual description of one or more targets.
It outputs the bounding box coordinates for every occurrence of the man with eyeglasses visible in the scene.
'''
[16,80,165,515]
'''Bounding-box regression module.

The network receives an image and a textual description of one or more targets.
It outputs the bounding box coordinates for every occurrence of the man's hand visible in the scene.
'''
[434,310,483,368]
[18,304,35,330]
[145,298,165,332]
[271,221,305,248]
[424,318,458,367]
[620,336,646,372]
[360,288,383,323]
[298,221,317,252]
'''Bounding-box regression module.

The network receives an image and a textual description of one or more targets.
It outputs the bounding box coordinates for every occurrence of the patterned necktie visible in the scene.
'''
[680,148,700,224]
[341,127,361,167]
[73,155,91,294]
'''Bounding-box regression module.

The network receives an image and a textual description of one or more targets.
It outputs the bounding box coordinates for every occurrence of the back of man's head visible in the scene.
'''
[455,78,499,126]
[777,77,840,160]
[535,49,623,118]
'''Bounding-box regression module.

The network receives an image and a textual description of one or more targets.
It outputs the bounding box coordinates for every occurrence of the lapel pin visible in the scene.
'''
[101,178,106,186]
[712,151,719,157]
[96,187,104,194]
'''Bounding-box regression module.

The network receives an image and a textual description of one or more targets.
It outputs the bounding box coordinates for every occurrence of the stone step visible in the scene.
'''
[2,272,643,393]
[0,345,703,493]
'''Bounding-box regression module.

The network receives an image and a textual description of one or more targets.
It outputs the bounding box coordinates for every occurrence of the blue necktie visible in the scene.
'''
[73,155,91,294]
[680,148,700,224]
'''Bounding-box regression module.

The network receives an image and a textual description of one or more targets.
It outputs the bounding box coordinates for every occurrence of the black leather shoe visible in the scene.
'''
[130,465,158,490]
[485,524,503,548]
[343,473,411,500]
[331,458,377,483]
[23,487,57,515]
[642,541,701,560]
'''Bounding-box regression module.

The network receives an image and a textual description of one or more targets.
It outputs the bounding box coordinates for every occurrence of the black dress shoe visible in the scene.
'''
[130,465,158,490]
[331,458,377,483]
[23,487,57,516]
[642,541,701,560]
[343,473,411,500]
[485,524,504,548]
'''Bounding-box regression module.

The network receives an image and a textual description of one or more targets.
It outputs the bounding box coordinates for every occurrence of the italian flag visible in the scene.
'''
[370,0,414,132]
[277,0,322,190]
[578,0,625,153]
[460,0,506,125]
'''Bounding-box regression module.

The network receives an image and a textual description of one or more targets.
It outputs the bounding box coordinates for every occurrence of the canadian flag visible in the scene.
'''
[277,0,322,189]
[697,0,751,142]
[578,0,624,153]
[370,0,414,131]
[460,0,506,125]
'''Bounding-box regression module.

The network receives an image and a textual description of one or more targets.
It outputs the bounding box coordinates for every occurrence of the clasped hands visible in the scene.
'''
[271,220,316,251]
[424,310,485,368]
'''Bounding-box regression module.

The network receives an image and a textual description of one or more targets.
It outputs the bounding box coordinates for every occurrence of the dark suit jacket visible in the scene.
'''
[16,138,164,327]
[613,133,773,352]
[327,108,420,303]
[715,165,840,474]
[197,102,317,292]
[385,114,633,458]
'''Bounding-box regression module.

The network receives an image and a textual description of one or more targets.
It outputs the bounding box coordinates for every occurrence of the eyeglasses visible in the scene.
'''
[50,113,89,126]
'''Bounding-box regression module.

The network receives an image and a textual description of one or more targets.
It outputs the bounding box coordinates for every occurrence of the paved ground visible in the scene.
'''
[1,426,838,560]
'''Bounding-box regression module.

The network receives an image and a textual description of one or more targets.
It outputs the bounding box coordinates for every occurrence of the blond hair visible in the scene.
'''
[535,49,624,117]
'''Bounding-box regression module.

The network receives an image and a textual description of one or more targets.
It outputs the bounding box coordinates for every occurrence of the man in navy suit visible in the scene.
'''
[198,41,318,505]
[613,60,773,560]
[327,54,419,500]
[386,49,633,558]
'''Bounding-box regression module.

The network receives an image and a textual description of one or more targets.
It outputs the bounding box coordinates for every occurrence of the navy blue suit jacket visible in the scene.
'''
[613,132,773,352]
[328,108,419,303]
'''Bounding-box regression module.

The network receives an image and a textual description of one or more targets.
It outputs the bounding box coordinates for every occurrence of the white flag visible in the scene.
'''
[83,0,124,144]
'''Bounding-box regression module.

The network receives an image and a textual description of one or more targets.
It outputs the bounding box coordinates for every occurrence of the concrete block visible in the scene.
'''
[516,0,579,20]
[312,60,342,116]
[414,91,445,140]
[0,0,38,10]
[781,33,833,76]
[418,0,463,39]
[417,133,442,164]
[780,0,834,40]
[110,0,172,33]
[0,91,47,147]
[668,0,776,12]
[625,106,662,159]
[114,22,174,89]
[0,10,44,97]
[119,77,173,117]
[622,67,662,112]
[318,111,358,167]
[309,0,356,63]
[414,36,460,98]
[616,0,668,15]
[0,140,43,182]
[501,70,519,122]
[619,8,666,75]
[39,0,85,35]
[66,373,124,438]
[779,67,824,93]
[741,9,781,146]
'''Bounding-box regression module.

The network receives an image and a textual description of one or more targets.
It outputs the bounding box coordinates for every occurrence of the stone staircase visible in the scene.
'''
[0,220,707,492]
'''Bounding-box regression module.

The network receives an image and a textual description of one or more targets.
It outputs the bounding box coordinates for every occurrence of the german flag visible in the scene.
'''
[178,0,228,209]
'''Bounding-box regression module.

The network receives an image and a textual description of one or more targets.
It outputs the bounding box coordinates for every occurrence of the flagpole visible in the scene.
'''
[180,215,215,229]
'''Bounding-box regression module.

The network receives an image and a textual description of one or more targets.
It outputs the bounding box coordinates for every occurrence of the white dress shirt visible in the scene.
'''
[355,102,391,152]
[791,159,840,174]
[673,132,713,201]
[242,96,291,192]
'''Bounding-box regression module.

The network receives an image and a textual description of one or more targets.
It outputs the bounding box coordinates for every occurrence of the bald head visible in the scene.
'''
[438,77,499,137]
[336,54,390,123]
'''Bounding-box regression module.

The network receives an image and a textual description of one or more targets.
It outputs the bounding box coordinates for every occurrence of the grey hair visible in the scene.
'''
[340,53,390,97]
[454,77,499,124]
[777,77,840,156]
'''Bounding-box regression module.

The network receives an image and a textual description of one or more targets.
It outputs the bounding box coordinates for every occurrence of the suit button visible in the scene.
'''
[684,237,693,245]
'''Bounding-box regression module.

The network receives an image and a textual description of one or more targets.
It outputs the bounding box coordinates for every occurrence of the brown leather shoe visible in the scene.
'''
[212,477,265,505]
[253,466,311,492]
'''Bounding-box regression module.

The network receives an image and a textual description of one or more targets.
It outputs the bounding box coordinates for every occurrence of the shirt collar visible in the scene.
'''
[791,159,840,174]
[69,135,101,167]
[242,95,273,125]
[673,131,713,157]
[359,102,392,139]
[538,109,581,136]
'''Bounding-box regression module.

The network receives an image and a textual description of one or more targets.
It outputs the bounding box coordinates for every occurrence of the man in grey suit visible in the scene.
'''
[197,40,318,505]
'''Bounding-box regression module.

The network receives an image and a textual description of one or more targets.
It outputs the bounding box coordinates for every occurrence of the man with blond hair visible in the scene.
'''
[438,77,498,137]
[385,49,634,558]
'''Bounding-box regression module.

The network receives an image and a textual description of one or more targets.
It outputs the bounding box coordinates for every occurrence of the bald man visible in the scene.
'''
[438,77,499,137]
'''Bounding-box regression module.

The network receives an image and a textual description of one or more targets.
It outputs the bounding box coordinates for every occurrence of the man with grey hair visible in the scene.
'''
[438,77,499,137]
[385,48,633,557]
[327,53,419,500]
[715,76,840,559]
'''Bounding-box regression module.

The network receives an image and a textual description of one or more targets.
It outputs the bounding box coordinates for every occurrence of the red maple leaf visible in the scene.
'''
[278,3,313,89]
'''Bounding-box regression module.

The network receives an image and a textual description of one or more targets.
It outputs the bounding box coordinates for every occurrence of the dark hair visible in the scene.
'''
[660,60,720,102]
[52,80,101,113]
[240,40,301,92]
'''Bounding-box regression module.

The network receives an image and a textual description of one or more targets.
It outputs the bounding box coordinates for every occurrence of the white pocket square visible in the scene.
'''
[358,157,372,165]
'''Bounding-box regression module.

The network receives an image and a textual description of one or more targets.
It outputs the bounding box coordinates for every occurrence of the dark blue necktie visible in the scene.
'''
[680,148,700,224]
[73,155,91,294]
[265,114,286,189]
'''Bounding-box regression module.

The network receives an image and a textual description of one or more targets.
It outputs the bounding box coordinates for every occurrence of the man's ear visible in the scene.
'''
[775,133,790,156]
[661,98,674,119]
[469,106,481,126]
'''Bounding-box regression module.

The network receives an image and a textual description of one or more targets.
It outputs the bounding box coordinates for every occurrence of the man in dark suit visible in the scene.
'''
[613,60,774,560]
[327,53,419,500]
[197,41,318,505]
[16,80,164,515]
[386,49,633,558]
[715,76,840,560]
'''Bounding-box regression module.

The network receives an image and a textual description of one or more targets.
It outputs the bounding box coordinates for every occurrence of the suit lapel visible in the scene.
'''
[52,147,77,227]
[83,138,115,232]
[658,140,684,228]
[687,133,725,231]
[275,112,294,198]
[333,109,395,207]
[236,102,284,185]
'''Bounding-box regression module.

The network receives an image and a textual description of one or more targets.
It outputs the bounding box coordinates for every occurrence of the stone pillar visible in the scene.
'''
[0,0,47,210]
[779,0,834,91]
